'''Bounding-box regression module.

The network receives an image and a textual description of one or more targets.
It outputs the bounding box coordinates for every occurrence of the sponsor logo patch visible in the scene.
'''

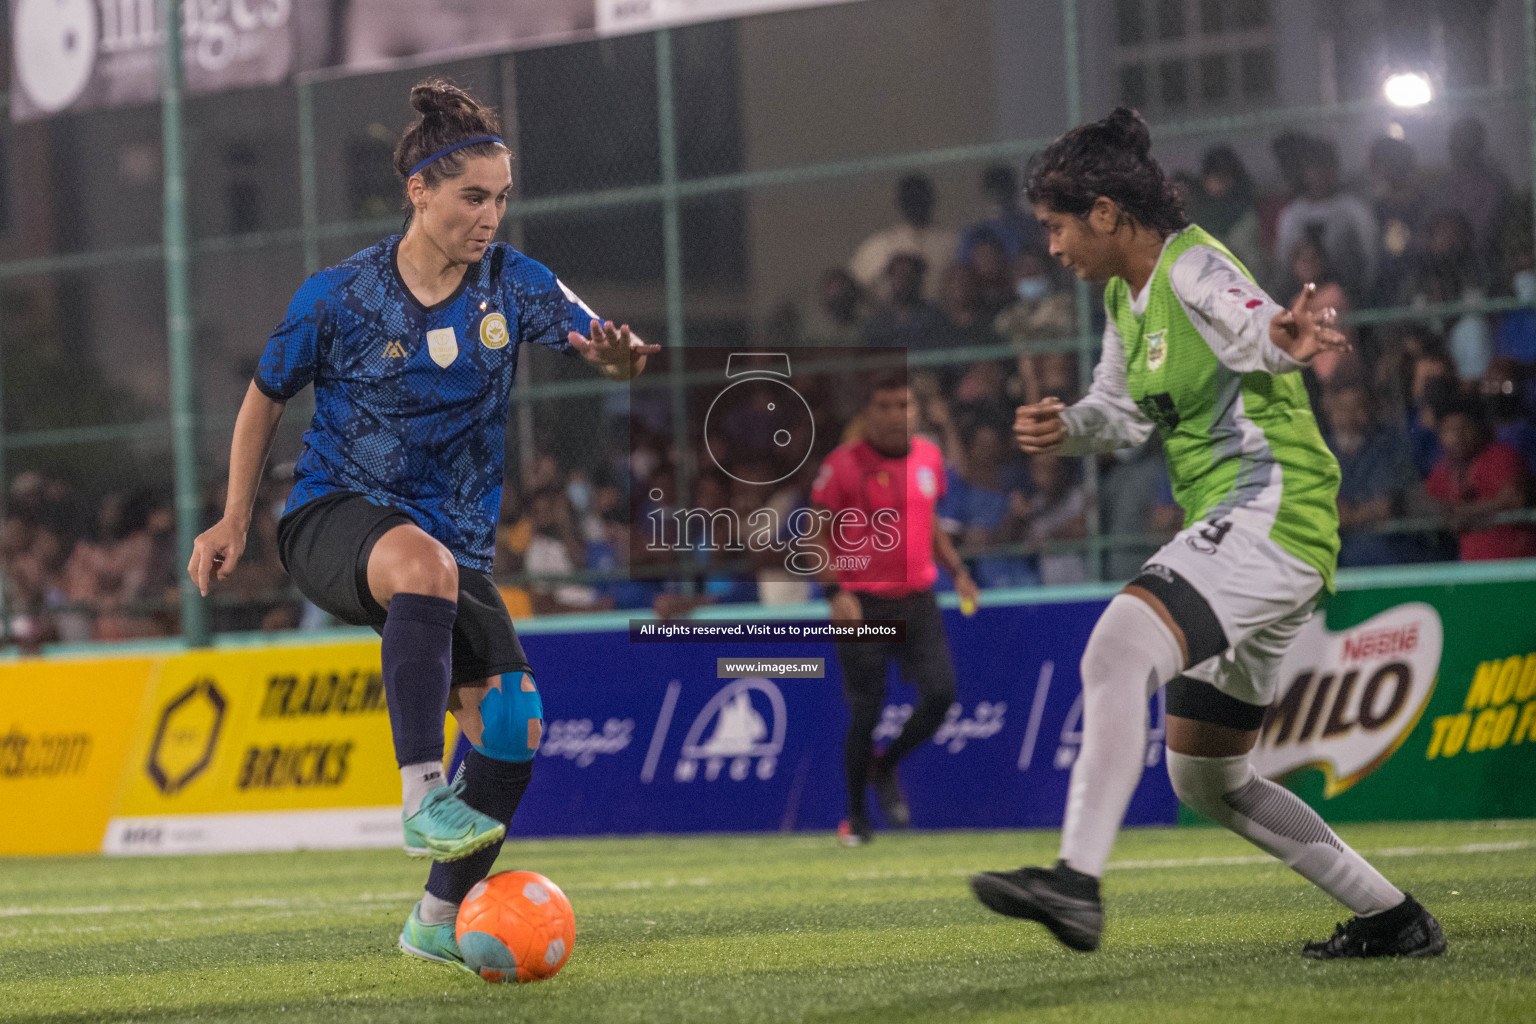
[1146,330,1167,371]
[479,311,509,350]
[426,327,458,368]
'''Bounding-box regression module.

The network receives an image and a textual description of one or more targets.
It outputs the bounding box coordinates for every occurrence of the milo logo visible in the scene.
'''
[1252,603,1443,797]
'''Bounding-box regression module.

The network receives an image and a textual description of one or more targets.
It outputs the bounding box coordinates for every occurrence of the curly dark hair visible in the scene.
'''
[392,80,507,209]
[1025,107,1188,236]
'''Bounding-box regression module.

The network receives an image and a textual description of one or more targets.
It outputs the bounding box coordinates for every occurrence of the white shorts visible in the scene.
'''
[1135,519,1325,709]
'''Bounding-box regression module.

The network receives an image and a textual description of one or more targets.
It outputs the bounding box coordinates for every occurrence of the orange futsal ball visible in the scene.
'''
[456,870,576,983]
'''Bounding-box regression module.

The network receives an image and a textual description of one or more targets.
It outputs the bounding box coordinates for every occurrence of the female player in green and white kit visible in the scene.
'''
[969,109,1445,959]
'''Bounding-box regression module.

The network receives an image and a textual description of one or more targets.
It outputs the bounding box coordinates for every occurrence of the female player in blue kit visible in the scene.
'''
[188,80,658,968]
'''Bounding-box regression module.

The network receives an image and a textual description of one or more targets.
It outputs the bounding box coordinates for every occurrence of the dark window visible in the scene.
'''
[1116,0,1146,45]
[1232,0,1269,30]
[1200,54,1230,100]
[344,136,398,221]
[514,34,661,197]
[522,206,664,286]
[1157,0,1185,40]
[0,131,8,237]
[1442,0,1494,89]
[1120,63,1149,108]
[1240,47,1275,98]
[223,143,261,235]
[1200,0,1225,33]
[518,23,745,289]
[1160,58,1189,106]
[673,20,743,180]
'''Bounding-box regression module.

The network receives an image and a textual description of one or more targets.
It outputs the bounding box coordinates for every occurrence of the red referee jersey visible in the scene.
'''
[810,435,945,597]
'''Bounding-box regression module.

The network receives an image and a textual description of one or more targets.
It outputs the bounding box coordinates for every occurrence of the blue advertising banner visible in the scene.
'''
[484,598,1178,837]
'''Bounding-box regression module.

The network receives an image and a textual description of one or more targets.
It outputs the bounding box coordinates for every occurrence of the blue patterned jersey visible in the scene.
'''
[256,237,595,572]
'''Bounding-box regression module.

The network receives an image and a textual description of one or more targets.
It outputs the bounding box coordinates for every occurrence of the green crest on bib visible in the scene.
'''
[1145,330,1167,371]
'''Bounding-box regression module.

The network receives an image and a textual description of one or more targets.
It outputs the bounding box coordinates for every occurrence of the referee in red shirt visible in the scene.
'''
[811,370,980,845]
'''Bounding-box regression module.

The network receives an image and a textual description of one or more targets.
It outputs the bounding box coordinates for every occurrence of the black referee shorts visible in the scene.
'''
[834,589,956,705]
[277,490,533,687]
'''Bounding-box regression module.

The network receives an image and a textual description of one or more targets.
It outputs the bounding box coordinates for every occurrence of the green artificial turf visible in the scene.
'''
[2,820,1532,1023]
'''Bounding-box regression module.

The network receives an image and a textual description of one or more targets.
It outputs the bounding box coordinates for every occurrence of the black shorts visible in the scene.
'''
[834,589,957,704]
[1165,676,1268,731]
[277,490,532,687]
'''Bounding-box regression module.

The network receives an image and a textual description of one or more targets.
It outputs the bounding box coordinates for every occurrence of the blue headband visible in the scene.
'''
[408,136,505,178]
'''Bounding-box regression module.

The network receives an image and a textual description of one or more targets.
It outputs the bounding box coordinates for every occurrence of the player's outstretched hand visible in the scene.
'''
[188,518,248,597]
[1269,282,1348,364]
[1014,398,1067,454]
[569,319,662,382]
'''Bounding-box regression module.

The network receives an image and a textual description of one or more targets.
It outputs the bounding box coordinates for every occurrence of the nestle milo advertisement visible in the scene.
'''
[1250,576,1536,821]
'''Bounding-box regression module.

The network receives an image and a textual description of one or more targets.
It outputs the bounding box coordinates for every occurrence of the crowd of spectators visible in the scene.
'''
[6,115,1536,645]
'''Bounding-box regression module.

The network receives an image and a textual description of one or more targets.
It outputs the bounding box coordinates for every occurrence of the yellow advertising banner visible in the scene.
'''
[0,656,161,856]
[1,638,473,856]
[103,641,405,854]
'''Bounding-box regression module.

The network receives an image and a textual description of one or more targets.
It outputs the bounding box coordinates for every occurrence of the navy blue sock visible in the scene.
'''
[425,749,534,904]
[382,593,458,767]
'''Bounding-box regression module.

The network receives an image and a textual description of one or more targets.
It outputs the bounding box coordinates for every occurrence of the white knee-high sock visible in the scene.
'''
[1166,751,1404,916]
[1059,594,1185,877]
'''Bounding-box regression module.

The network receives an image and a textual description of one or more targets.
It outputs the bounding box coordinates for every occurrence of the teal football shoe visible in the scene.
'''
[398,902,474,973]
[401,783,506,861]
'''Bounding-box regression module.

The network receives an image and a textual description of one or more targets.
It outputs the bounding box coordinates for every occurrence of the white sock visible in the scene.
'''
[417,892,459,926]
[401,761,446,817]
[1059,594,1184,877]
[1167,751,1404,916]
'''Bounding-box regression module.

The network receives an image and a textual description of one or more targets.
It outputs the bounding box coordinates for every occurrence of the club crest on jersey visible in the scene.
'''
[916,465,938,499]
[1146,330,1168,371]
[479,311,509,350]
[426,327,458,368]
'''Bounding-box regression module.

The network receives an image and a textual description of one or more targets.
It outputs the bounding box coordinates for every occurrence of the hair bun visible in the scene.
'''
[1101,106,1153,159]
[410,80,476,121]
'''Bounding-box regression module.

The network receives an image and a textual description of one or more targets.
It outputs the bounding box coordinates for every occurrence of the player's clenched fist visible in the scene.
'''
[1014,398,1067,454]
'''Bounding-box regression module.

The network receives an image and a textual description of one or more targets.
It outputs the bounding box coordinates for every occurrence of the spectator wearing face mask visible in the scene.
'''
[1425,394,1536,561]
[993,250,1075,358]
[849,175,960,302]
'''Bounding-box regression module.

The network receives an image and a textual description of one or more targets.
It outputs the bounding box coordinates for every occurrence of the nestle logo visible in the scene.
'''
[1342,625,1419,663]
